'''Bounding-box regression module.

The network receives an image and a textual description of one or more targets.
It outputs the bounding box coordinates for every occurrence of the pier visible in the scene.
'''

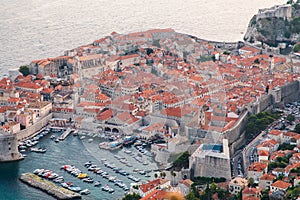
[58,128,73,141]
[19,173,81,200]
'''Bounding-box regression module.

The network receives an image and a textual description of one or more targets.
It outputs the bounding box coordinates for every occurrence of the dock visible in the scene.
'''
[19,173,81,200]
[58,128,73,140]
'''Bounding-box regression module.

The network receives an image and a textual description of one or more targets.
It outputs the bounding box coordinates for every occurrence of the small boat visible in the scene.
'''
[80,136,86,140]
[77,173,88,179]
[133,168,140,172]
[143,161,149,165]
[53,176,64,183]
[83,177,94,183]
[101,185,110,191]
[126,163,132,167]
[54,138,60,143]
[101,185,114,193]
[73,130,78,136]
[94,181,101,187]
[30,147,47,153]
[124,149,132,154]
[68,186,81,192]
[80,189,90,195]
[84,161,92,167]
[19,145,27,150]
[139,170,146,175]
[61,182,73,188]
[50,135,56,140]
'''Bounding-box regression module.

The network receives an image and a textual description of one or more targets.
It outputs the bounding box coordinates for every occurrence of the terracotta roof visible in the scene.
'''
[242,197,260,200]
[271,180,291,189]
[41,88,54,94]
[248,162,267,172]
[260,174,276,181]
[139,179,162,193]
[15,81,42,90]
[258,150,270,156]
[115,112,139,124]
[96,109,112,121]
[140,190,168,200]
[242,187,260,195]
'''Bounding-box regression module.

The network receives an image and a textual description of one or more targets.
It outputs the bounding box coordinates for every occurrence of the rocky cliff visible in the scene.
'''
[244,3,300,46]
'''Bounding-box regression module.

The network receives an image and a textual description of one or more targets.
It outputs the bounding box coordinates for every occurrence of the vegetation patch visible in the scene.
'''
[245,111,280,141]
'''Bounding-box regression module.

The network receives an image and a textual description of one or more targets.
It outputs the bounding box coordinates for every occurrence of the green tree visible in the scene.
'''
[154,173,158,179]
[186,191,200,200]
[122,193,141,200]
[161,171,166,179]
[211,55,216,62]
[19,65,30,76]
[248,178,254,187]
[287,114,295,122]
[294,123,300,133]
[261,189,269,200]
[173,151,190,170]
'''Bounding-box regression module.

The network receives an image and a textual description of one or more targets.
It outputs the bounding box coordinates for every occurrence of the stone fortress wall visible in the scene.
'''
[256,4,293,21]
[225,80,300,156]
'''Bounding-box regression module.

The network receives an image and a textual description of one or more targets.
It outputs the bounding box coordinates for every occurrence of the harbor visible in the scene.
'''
[4,128,158,200]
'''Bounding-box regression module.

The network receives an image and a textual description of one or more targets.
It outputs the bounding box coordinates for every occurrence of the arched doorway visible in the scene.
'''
[104,127,111,132]
[112,128,119,133]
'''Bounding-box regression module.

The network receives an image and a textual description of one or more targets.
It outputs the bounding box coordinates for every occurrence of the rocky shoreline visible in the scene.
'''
[19,173,81,200]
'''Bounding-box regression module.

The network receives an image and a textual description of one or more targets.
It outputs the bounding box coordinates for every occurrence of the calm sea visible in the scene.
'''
[0,0,286,199]
[0,0,285,75]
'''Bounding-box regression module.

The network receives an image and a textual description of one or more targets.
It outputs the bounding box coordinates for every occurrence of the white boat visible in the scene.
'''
[68,186,81,192]
[30,147,47,153]
[143,161,149,165]
[80,189,90,195]
[80,136,86,140]
[124,149,132,154]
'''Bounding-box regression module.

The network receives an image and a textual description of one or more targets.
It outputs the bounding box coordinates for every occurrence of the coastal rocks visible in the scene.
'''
[244,15,296,47]
[244,3,300,46]
[19,173,81,200]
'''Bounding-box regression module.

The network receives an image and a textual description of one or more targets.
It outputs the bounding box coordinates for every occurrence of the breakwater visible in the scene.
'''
[19,173,81,200]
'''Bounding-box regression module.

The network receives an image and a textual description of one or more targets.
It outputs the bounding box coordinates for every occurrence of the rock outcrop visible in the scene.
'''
[244,3,300,46]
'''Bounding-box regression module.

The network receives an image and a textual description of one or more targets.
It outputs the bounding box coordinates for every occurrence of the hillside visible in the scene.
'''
[244,2,300,47]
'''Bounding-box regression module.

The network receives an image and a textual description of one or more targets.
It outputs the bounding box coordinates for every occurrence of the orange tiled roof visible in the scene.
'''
[139,179,162,193]
[258,150,269,156]
[140,190,168,200]
[242,187,260,195]
[271,180,291,189]
[248,162,267,172]
[260,174,276,181]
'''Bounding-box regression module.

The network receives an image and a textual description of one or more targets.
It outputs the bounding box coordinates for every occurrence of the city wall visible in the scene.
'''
[16,114,52,141]
[226,80,300,155]
[191,155,231,180]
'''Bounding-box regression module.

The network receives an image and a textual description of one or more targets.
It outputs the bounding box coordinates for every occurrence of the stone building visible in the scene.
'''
[189,139,231,180]
[0,131,22,162]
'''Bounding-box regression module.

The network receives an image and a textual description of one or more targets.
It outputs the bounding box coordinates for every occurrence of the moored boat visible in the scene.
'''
[80,189,90,195]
